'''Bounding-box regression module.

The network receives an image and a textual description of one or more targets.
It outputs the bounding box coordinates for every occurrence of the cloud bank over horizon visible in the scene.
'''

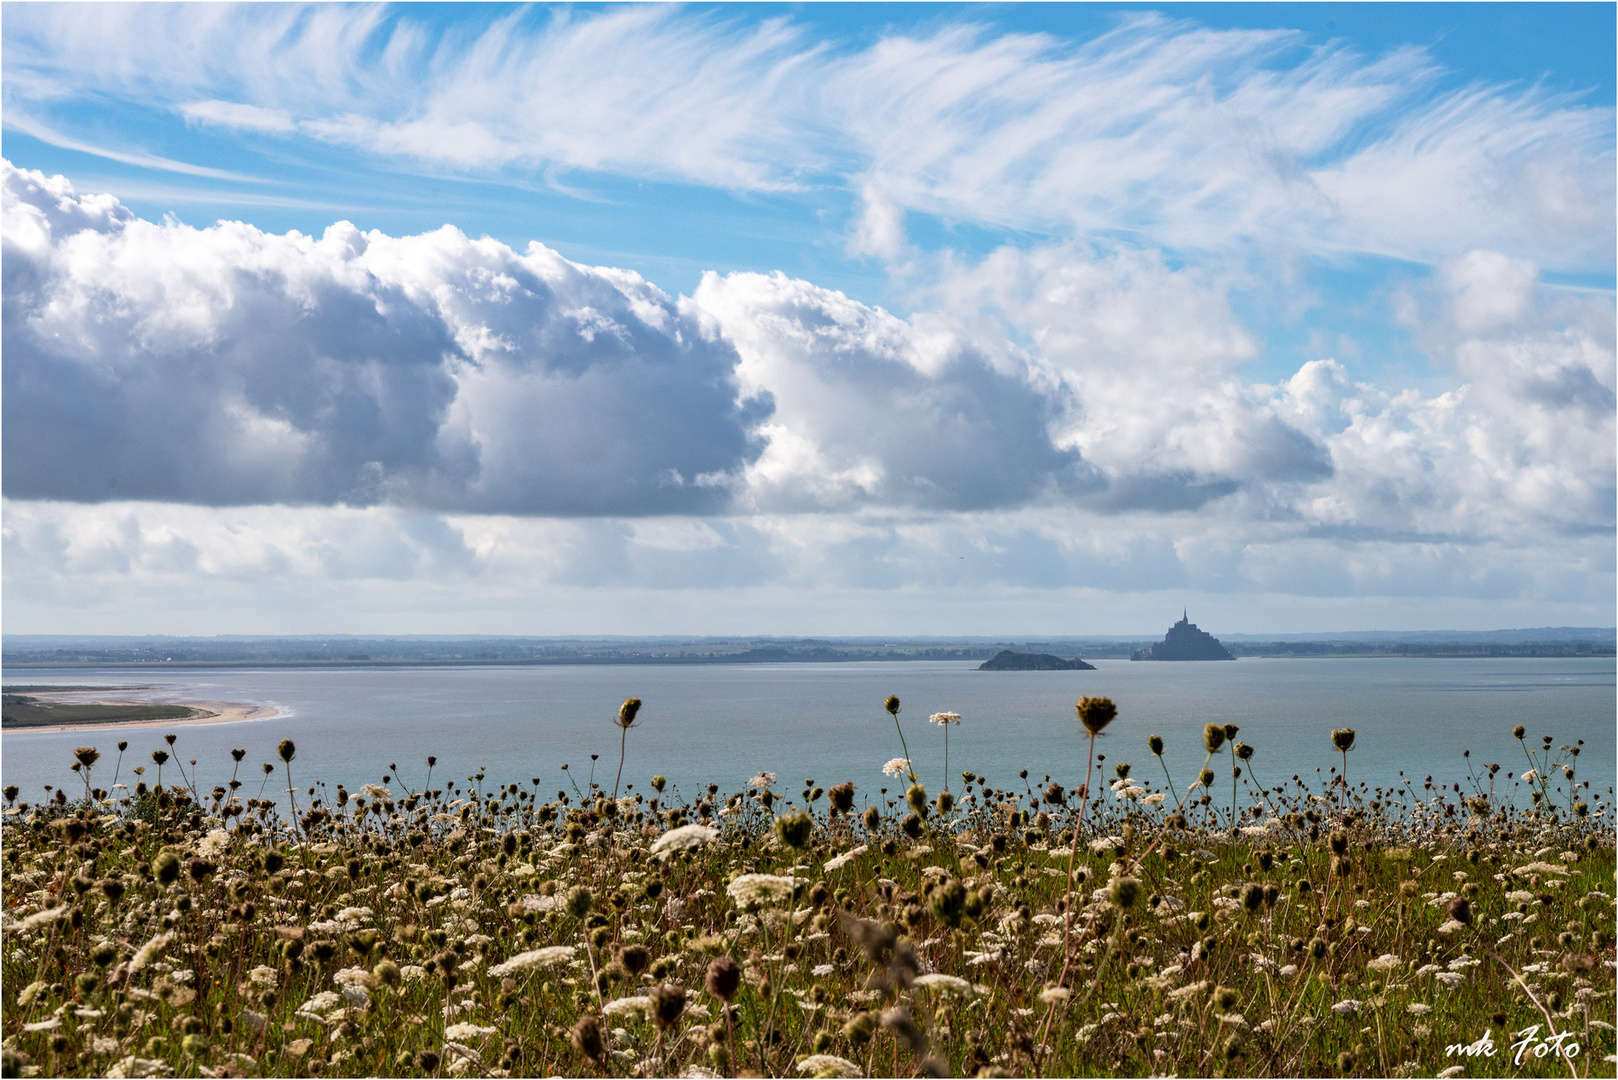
[1,5,1612,634]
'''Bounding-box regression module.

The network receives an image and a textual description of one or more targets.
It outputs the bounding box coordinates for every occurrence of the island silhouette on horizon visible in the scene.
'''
[1130,611,1236,661]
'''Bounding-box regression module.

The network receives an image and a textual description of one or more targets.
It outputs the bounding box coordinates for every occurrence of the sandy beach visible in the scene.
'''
[2,690,282,733]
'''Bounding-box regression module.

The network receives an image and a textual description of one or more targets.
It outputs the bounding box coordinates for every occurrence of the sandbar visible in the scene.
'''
[2,690,282,733]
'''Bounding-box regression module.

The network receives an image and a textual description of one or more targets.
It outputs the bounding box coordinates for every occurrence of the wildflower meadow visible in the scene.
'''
[2,698,1613,1078]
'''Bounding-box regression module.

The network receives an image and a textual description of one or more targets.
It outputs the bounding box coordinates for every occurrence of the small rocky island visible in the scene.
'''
[978,650,1096,671]
[1131,612,1235,661]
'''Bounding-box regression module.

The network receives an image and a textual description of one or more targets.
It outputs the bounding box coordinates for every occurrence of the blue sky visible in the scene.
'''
[2,3,1613,635]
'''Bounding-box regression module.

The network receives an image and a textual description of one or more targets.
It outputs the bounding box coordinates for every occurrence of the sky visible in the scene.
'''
[1,2,1614,636]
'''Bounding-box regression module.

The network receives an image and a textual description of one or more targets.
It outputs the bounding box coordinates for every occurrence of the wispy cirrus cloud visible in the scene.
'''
[4,5,1611,269]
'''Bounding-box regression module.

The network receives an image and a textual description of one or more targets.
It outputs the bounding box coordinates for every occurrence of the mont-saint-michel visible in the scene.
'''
[1130,612,1236,661]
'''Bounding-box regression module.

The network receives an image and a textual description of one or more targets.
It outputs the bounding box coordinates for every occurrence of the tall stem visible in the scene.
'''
[613,725,628,799]
[285,761,301,839]
[893,715,915,784]
[944,727,950,793]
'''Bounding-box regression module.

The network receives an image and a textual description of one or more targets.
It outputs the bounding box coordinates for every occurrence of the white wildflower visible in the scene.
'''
[1434,971,1465,987]
[824,845,868,872]
[197,829,231,858]
[1519,770,1537,783]
[488,946,576,976]
[928,712,961,726]
[129,930,175,974]
[728,874,803,908]
[651,824,720,858]
[247,965,278,989]
[882,758,912,779]
[445,1023,496,1041]
[1039,986,1072,1004]
[1332,1000,1362,1014]
[603,995,652,1016]
[812,963,835,977]
[1367,955,1401,973]
[912,973,974,995]
[797,1054,862,1078]
[1141,792,1166,806]
[361,784,391,800]
[1407,1004,1432,1015]
[748,772,777,789]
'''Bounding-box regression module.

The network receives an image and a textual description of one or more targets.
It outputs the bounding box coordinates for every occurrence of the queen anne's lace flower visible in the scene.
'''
[882,758,911,778]
[488,946,575,976]
[929,712,961,726]
[650,824,720,857]
[727,874,803,907]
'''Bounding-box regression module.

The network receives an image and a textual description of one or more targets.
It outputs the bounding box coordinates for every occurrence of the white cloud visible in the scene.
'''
[2,161,763,515]
[2,165,1611,625]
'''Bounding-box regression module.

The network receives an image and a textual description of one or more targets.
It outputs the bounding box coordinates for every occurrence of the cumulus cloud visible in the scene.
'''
[2,163,1105,519]
[4,5,1611,269]
[2,161,764,515]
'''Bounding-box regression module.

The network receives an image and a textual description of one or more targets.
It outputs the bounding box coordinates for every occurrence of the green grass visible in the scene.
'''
[1,713,1613,1079]
[1,698,201,728]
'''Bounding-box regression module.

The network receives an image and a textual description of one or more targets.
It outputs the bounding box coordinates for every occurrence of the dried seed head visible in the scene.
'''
[774,811,813,849]
[617,698,642,728]
[1331,728,1356,753]
[884,695,901,716]
[1203,724,1226,753]
[1234,742,1254,761]
[1076,697,1117,735]
[1148,734,1165,756]
[705,955,741,1001]
[73,747,101,769]
[1109,875,1142,910]
[277,739,296,763]
[1445,896,1473,925]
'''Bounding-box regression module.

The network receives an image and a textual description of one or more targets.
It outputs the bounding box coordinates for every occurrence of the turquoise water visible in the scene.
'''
[2,657,1612,816]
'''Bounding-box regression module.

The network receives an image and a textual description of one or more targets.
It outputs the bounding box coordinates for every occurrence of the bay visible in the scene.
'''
[3,657,1612,816]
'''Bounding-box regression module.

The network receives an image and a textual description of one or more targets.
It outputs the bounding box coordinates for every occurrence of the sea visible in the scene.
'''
[2,657,1613,819]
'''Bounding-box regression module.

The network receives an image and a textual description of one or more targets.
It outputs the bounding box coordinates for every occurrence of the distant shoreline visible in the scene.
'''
[4,649,1612,671]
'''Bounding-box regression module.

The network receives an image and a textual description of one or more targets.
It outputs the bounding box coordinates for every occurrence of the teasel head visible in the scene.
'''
[774,811,813,849]
[617,697,642,729]
[705,955,741,1002]
[1076,696,1117,735]
[1203,724,1226,753]
[1109,875,1142,910]
[1331,728,1356,753]
[1148,734,1165,756]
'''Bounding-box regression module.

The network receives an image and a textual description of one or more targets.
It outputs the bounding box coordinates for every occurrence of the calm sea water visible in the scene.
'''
[2,658,1612,815]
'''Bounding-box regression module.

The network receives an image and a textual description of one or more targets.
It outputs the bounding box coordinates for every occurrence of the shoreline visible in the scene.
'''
[2,693,282,734]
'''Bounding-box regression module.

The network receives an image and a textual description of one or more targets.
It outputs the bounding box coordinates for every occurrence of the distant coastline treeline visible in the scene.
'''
[3,630,1612,668]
